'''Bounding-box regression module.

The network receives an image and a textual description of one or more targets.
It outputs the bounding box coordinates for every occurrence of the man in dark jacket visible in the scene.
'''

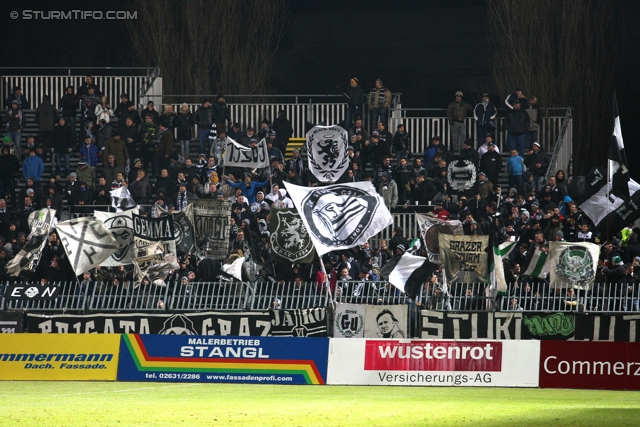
[114,93,135,128]
[119,117,140,165]
[212,94,231,133]
[473,93,497,143]
[36,95,59,157]
[479,142,502,185]
[345,78,366,129]
[53,117,73,177]
[272,110,293,153]
[59,86,77,141]
[0,146,20,208]
[4,86,30,109]
[140,101,160,124]
[504,100,531,155]
[193,99,214,154]
[156,121,174,175]
[524,142,550,192]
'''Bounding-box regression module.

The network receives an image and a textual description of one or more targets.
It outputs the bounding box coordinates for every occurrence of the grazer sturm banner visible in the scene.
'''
[333,303,366,338]
[6,209,56,277]
[223,137,270,169]
[547,241,600,290]
[56,217,119,276]
[193,199,231,260]
[415,214,463,264]
[306,125,349,182]
[420,310,523,340]
[27,312,272,335]
[0,312,24,333]
[574,313,640,342]
[284,181,393,256]
[0,334,120,381]
[326,339,540,387]
[269,208,315,264]
[439,234,489,283]
[95,208,139,267]
[540,341,640,390]
[363,305,408,338]
[269,308,328,337]
[117,334,329,384]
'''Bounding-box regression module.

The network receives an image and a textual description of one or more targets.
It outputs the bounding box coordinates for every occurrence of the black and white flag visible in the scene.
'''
[415,214,463,264]
[269,208,315,263]
[223,137,269,168]
[610,91,630,202]
[111,186,137,212]
[154,204,195,255]
[447,154,478,198]
[6,209,57,277]
[133,213,177,257]
[306,125,349,182]
[284,181,393,256]
[95,208,138,267]
[56,217,119,276]
[379,253,438,300]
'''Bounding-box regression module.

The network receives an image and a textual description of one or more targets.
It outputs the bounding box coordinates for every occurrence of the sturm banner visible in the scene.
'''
[192,199,231,260]
[223,137,270,169]
[547,242,600,290]
[269,208,314,264]
[420,310,523,340]
[95,209,139,267]
[269,308,327,337]
[306,125,349,183]
[447,155,478,198]
[333,303,366,338]
[415,215,463,264]
[27,312,273,335]
[117,334,329,385]
[438,234,489,283]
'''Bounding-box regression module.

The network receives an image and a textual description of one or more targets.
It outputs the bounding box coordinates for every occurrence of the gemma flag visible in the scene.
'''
[306,125,349,182]
[284,181,393,256]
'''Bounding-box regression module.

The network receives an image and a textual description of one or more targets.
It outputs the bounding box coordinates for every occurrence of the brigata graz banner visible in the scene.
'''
[117,334,329,385]
[327,339,540,387]
[0,311,23,333]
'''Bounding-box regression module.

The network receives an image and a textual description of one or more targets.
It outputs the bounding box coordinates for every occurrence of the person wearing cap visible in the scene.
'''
[76,160,97,189]
[477,134,500,161]
[52,117,73,177]
[474,92,497,144]
[193,99,214,154]
[4,85,30,110]
[240,126,256,147]
[0,146,20,208]
[6,100,27,160]
[266,137,284,165]
[460,138,479,167]
[368,79,392,129]
[504,98,530,155]
[603,254,626,285]
[524,140,551,192]
[479,140,502,185]
[378,170,398,209]
[447,91,471,154]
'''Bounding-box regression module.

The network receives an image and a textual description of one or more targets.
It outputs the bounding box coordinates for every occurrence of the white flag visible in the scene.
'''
[523,248,550,279]
[56,217,119,276]
[223,137,269,168]
[284,181,393,256]
[110,186,137,212]
[306,125,350,182]
[222,256,245,281]
[94,208,139,267]
[547,241,599,290]
[6,209,57,277]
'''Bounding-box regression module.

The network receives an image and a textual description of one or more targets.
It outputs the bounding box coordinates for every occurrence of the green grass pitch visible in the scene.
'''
[1,382,639,426]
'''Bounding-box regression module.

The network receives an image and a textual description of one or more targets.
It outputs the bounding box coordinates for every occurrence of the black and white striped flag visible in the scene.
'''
[379,252,438,300]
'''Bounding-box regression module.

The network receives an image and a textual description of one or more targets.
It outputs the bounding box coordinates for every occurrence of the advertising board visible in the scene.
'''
[539,341,640,390]
[327,339,539,387]
[0,334,120,380]
[117,334,329,385]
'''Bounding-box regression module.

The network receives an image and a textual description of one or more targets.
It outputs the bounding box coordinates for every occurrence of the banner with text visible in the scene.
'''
[193,199,231,260]
[0,312,24,333]
[118,334,328,384]
[327,339,540,387]
[439,234,489,283]
[0,334,120,380]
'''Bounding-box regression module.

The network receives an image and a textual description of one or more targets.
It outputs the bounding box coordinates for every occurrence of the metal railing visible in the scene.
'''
[502,282,639,314]
[544,107,573,180]
[251,281,331,310]
[170,281,246,312]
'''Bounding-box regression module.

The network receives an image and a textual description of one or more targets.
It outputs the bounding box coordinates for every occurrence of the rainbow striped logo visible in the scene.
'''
[120,334,326,385]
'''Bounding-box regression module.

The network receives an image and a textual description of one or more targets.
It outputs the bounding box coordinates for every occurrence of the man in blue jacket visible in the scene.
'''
[22,150,44,182]
[223,172,270,204]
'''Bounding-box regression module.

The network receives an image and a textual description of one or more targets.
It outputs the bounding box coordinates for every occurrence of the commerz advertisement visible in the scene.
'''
[0,334,120,381]
[327,339,540,387]
[117,334,329,385]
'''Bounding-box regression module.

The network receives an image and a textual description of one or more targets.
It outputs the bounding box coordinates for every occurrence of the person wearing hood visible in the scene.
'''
[36,94,59,157]
[223,173,270,204]
[265,184,281,204]
[273,188,294,209]
[378,171,398,209]
[22,150,44,182]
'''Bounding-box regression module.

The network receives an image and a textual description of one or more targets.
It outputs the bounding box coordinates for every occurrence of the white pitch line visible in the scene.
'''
[41,382,204,397]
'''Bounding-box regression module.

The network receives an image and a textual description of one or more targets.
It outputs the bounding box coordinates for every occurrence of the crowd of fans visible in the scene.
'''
[0,77,637,313]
